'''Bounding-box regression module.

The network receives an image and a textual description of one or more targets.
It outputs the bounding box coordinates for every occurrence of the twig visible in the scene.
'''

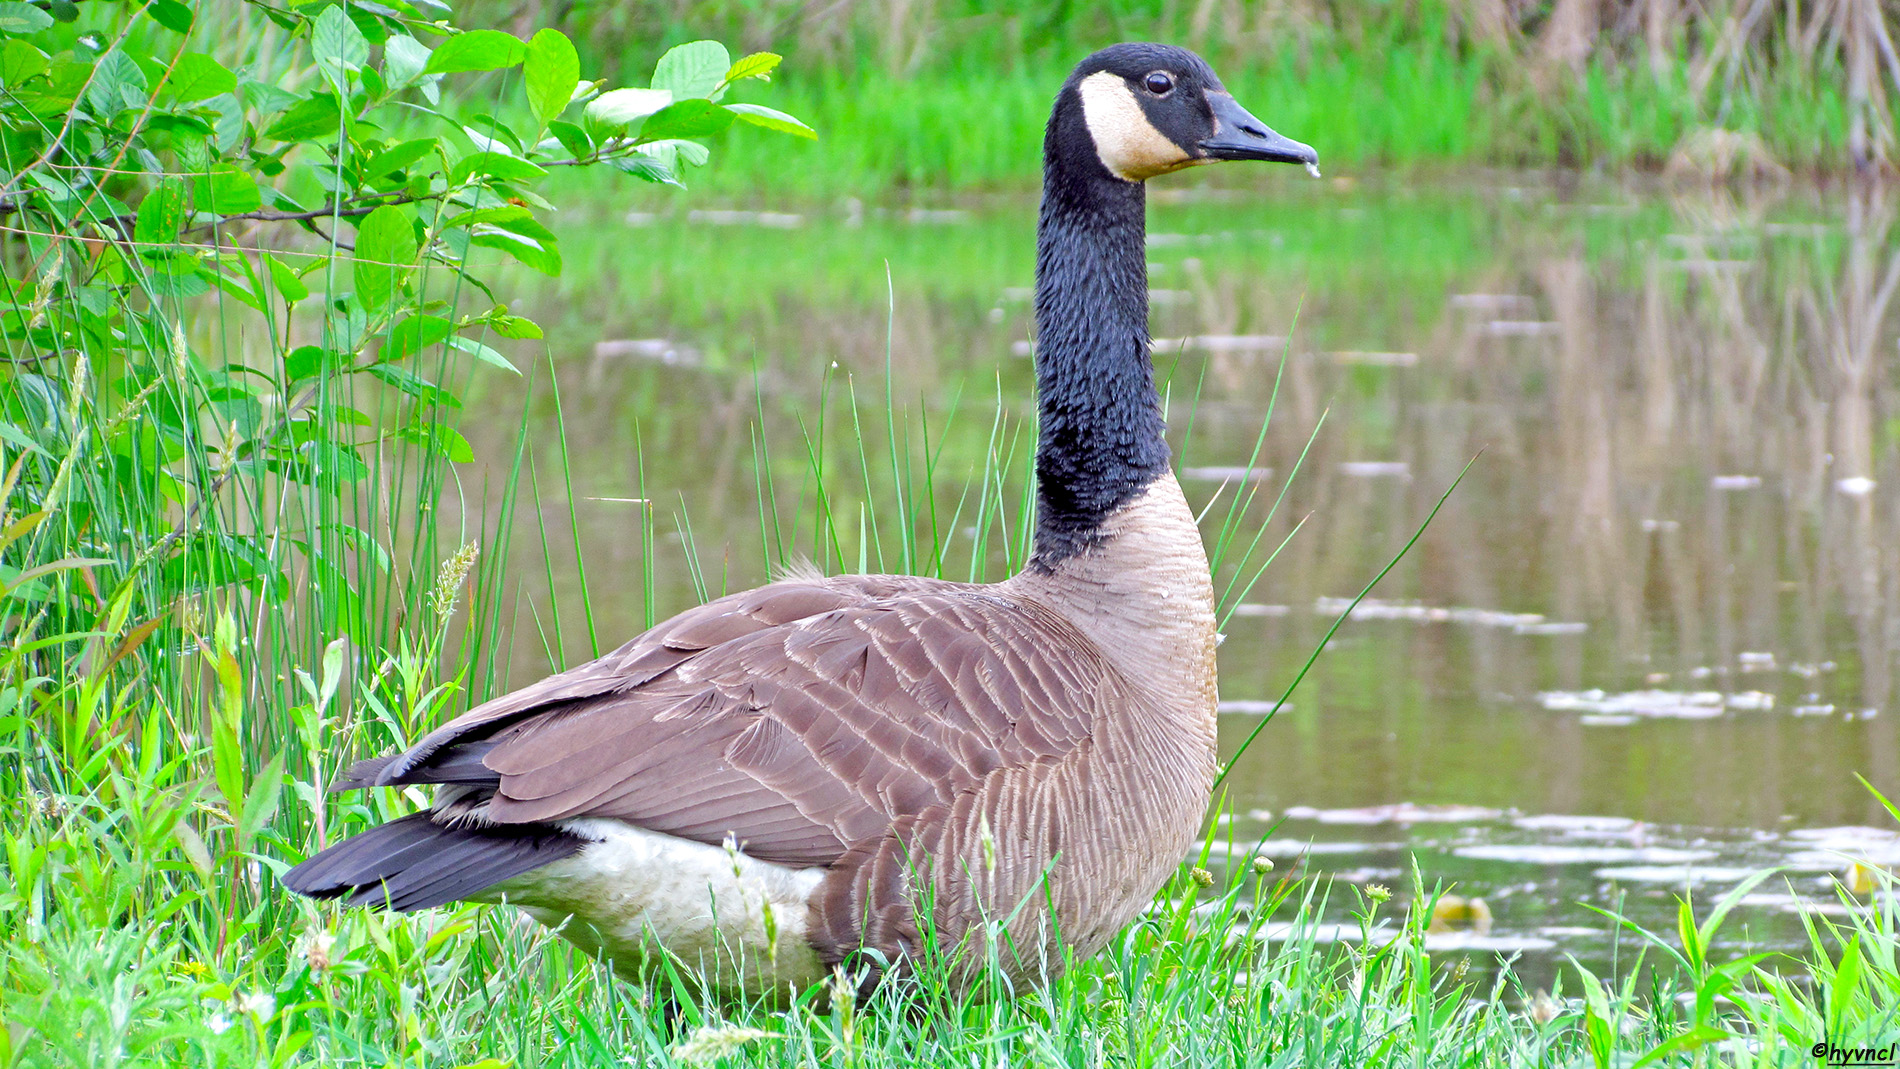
[205,191,423,227]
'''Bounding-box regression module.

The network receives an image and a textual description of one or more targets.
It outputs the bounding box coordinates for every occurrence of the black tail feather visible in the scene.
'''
[282,811,586,911]
[331,740,502,793]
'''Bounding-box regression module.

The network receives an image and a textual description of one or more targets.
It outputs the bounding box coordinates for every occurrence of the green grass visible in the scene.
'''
[461,0,1881,192]
[525,50,1860,196]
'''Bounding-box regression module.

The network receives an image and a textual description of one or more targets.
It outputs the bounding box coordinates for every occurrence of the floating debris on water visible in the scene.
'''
[1516,621,1589,635]
[1512,815,1643,836]
[1593,865,1760,885]
[1449,293,1537,312]
[1427,895,1493,934]
[1782,827,1900,868]
[686,209,803,228]
[1315,597,1584,634]
[1453,845,1716,865]
[1536,689,1776,718]
[1338,461,1411,478]
[1537,925,1609,939]
[1793,704,1837,716]
[905,208,969,224]
[594,339,701,366]
[1181,465,1274,483]
[1152,334,1286,353]
[1242,839,1385,859]
[1331,350,1419,366]
[1217,700,1288,715]
[1482,320,1562,337]
[1282,803,1506,825]
[1738,651,1777,671]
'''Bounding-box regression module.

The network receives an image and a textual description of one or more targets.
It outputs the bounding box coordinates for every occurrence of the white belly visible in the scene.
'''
[476,820,829,997]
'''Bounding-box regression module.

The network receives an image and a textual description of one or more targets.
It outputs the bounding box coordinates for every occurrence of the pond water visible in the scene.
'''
[464,171,1899,988]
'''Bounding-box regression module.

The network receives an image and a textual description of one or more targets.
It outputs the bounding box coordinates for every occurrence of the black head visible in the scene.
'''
[1051,43,1317,183]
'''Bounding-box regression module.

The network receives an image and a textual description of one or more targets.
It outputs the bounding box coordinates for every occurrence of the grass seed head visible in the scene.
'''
[668,1023,778,1065]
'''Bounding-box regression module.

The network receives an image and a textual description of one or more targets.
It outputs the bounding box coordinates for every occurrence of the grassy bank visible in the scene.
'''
[477,0,1888,191]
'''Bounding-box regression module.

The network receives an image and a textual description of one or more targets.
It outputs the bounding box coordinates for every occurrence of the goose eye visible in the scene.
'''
[1144,72,1174,95]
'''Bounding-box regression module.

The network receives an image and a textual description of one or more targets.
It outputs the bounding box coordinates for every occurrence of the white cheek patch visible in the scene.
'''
[1077,71,1203,182]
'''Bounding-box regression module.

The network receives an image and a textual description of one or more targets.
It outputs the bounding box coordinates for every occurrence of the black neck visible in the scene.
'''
[1030,92,1171,568]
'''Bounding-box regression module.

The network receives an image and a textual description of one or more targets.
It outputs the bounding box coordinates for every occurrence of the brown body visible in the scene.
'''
[380,474,1215,991]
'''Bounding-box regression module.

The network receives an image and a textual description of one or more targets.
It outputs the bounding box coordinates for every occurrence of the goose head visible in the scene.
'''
[1051,43,1317,183]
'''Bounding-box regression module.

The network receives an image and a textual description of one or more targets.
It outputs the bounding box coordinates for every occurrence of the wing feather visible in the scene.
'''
[346,577,1117,870]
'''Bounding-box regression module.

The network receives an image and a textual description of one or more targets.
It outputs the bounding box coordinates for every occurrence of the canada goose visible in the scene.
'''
[283,42,1316,998]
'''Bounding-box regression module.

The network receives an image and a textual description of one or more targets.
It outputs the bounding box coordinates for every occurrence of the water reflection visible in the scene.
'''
[461,173,1898,968]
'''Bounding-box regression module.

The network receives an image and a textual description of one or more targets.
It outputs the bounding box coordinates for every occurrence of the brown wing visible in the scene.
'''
[350,576,1114,868]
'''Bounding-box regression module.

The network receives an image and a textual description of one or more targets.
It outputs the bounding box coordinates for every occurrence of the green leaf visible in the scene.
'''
[144,0,192,32]
[262,93,343,142]
[384,314,453,361]
[584,87,672,139]
[353,205,417,311]
[0,421,45,457]
[363,138,436,179]
[524,28,578,129]
[0,40,47,85]
[164,52,235,103]
[448,334,518,374]
[192,166,262,214]
[441,203,532,230]
[366,363,458,408]
[265,253,307,304]
[1630,1026,1732,1069]
[0,2,53,34]
[644,138,708,167]
[238,752,285,845]
[449,151,547,185]
[722,52,780,86]
[605,151,677,186]
[383,34,431,89]
[85,48,146,115]
[466,218,559,275]
[638,99,732,141]
[283,345,338,382]
[424,29,526,75]
[311,5,369,93]
[651,40,727,100]
[491,314,541,339]
[400,421,474,463]
[133,181,186,246]
[200,262,263,311]
[724,102,816,139]
[546,119,591,158]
